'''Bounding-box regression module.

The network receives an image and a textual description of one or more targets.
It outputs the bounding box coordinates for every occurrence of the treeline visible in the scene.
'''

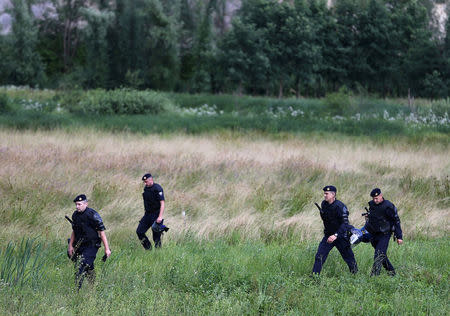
[0,0,449,98]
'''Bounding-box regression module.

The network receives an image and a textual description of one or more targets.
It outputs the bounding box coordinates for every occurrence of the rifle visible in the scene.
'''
[361,207,370,217]
[65,215,74,225]
[314,202,323,214]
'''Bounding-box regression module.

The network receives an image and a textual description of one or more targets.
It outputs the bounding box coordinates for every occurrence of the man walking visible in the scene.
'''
[136,173,165,250]
[312,186,358,275]
[365,188,403,276]
[68,194,111,289]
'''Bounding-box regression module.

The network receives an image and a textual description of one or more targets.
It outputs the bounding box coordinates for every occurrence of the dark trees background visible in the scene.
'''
[0,0,448,98]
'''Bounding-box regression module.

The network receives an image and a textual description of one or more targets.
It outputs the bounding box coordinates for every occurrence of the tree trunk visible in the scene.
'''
[278,81,283,98]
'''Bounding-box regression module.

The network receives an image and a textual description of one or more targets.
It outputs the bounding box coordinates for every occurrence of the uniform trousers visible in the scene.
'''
[136,212,162,250]
[370,233,395,276]
[74,246,98,288]
[312,236,358,274]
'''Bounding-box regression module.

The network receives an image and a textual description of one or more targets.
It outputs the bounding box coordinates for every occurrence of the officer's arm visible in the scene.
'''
[68,231,75,256]
[98,231,111,258]
[92,212,106,231]
[387,205,403,240]
[336,206,350,237]
[157,200,165,223]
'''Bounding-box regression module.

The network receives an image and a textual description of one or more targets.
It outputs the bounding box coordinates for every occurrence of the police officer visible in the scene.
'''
[365,188,403,276]
[68,194,111,288]
[136,173,165,250]
[312,186,358,275]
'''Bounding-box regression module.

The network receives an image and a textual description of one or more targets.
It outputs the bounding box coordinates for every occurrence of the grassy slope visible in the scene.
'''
[0,128,448,315]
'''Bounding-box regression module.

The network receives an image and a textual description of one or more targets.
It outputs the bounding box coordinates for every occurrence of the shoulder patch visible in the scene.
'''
[342,206,348,215]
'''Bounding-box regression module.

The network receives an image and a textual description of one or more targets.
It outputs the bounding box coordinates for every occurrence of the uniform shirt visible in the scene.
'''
[143,183,165,214]
[367,199,403,239]
[72,207,105,247]
[320,199,350,237]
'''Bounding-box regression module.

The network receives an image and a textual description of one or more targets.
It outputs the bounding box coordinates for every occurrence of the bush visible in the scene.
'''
[0,93,14,114]
[323,86,354,115]
[64,88,175,115]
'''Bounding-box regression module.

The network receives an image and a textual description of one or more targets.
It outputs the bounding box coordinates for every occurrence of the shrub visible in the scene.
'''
[323,86,354,115]
[0,93,14,114]
[64,88,175,115]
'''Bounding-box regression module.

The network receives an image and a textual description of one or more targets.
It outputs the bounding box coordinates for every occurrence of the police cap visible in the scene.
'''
[73,194,87,203]
[370,188,381,197]
[142,173,152,181]
[323,185,337,193]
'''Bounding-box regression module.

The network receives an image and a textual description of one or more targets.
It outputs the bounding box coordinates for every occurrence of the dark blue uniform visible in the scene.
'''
[366,199,402,276]
[71,207,105,288]
[312,199,358,274]
[136,183,165,249]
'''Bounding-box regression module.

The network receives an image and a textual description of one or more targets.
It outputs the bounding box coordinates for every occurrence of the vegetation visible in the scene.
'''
[0,87,449,143]
[0,111,448,313]
[1,1,448,313]
[0,0,449,98]
[0,238,448,315]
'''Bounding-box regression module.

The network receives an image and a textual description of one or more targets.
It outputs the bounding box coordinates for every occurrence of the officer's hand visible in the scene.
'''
[327,235,337,244]
[68,245,74,257]
[397,239,403,245]
[105,248,112,258]
[156,216,163,223]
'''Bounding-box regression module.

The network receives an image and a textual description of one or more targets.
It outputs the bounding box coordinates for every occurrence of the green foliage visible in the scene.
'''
[0,93,14,114]
[285,184,314,217]
[65,88,174,115]
[1,0,46,87]
[80,7,114,88]
[0,0,446,98]
[324,86,354,115]
[422,71,448,99]
[0,238,46,287]
[0,88,448,143]
[0,239,448,314]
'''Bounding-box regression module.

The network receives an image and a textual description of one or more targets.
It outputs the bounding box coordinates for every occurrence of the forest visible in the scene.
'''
[0,0,449,98]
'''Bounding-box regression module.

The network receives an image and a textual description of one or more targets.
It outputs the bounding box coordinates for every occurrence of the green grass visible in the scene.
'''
[0,88,448,314]
[0,87,448,144]
[0,111,448,146]
[0,237,447,315]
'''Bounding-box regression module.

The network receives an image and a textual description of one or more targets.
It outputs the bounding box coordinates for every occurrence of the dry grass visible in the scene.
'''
[0,128,448,243]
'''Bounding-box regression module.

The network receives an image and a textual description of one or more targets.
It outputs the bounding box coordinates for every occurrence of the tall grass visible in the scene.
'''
[0,125,448,314]
[0,238,46,287]
[0,238,447,315]
[0,129,448,244]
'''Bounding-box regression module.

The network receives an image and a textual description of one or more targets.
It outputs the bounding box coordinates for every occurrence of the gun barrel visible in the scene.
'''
[314,202,323,213]
[65,215,73,224]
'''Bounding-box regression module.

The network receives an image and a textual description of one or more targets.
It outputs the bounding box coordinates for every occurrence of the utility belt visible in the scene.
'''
[73,237,101,249]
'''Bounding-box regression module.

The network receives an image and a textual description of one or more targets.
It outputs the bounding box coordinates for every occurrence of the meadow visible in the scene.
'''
[0,88,449,315]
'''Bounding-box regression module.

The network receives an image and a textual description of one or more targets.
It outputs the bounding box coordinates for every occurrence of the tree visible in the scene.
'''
[2,0,45,86]
[357,0,396,95]
[332,0,365,90]
[81,7,113,88]
[50,0,88,72]
[217,17,269,94]
[390,0,441,96]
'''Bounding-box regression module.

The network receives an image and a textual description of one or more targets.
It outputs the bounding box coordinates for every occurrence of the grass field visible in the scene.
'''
[0,129,448,242]
[0,238,448,315]
[0,89,450,315]
[0,114,448,314]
